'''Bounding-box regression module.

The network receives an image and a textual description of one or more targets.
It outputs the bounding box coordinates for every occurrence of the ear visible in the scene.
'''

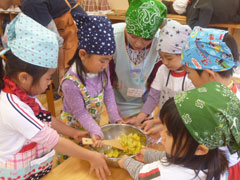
[203,69,216,81]
[17,72,32,84]
[78,49,88,61]
[194,145,209,156]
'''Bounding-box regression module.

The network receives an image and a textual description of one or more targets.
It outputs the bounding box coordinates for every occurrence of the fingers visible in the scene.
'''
[99,168,107,180]
[103,163,111,176]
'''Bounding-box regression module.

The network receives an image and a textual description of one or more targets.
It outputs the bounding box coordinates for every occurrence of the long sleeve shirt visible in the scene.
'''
[123,150,220,180]
[62,65,122,138]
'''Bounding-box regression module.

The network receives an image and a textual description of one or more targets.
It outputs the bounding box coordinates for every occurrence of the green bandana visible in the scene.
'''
[126,0,167,39]
[174,82,240,155]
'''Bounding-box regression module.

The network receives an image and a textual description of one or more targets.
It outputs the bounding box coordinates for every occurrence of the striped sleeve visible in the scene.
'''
[5,93,44,139]
[138,161,161,180]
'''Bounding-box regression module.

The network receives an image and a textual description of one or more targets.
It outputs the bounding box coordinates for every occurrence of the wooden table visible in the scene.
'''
[41,157,133,180]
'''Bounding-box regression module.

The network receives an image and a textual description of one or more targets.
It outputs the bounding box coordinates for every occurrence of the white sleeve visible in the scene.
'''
[4,93,44,139]
[173,0,188,14]
[151,65,166,91]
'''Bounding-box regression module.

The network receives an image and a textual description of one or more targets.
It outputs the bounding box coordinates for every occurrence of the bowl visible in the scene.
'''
[92,124,148,167]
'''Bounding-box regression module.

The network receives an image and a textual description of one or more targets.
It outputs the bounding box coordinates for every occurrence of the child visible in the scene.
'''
[0,13,110,180]
[61,14,123,145]
[110,0,168,118]
[119,82,240,180]
[182,26,240,179]
[127,19,194,129]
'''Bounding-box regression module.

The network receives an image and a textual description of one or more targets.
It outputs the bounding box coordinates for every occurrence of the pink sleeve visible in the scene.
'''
[31,124,59,150]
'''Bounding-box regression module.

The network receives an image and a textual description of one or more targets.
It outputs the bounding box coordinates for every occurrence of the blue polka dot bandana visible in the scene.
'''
[157,19,191,54]
[182,26,238,71]
[0,13,59,68]
[74,14,116,55]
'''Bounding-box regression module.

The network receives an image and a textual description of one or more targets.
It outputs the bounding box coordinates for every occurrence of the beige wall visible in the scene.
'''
[108,0,129,10]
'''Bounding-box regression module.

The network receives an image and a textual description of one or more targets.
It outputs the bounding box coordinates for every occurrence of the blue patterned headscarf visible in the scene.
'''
[74,14,116,55]
[0,13,59,68]
[181,26,238,71]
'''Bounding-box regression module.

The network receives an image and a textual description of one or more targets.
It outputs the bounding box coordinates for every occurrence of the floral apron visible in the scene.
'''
[0,114,54,180]
[58,73,106,163]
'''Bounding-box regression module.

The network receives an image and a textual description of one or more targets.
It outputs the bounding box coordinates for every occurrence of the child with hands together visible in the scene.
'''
[61,14,123,147]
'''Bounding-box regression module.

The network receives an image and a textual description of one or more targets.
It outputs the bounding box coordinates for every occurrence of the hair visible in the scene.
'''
[196,33,239,78]
[68,50,107,86]
[160,98,228,180]
[0,51,48,90]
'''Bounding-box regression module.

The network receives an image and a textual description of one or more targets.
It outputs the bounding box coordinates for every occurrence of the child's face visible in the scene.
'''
[81,52,113,74]
[185,67,212,87]
[27,68,56,96]
[160,124,174,155]
[160,52,183,71]
[126,31,153,50]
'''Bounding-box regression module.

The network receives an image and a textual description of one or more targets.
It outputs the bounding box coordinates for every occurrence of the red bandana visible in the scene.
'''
[2,76,48,116]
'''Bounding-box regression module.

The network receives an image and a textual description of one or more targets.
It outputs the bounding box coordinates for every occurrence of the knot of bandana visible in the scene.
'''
[3,76,51,121]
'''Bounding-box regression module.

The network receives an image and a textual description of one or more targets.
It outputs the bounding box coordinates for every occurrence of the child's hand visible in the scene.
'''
[73,130,89,143]
[89,151,111,180]
[92,135,104,148]
[134,146,147,163]
[116,120,125,124]
[141,120,155,132]
[144,124,163,144]
[118,155,129,168]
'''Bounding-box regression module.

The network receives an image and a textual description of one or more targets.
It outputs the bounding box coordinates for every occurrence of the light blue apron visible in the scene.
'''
[113,23,160,118]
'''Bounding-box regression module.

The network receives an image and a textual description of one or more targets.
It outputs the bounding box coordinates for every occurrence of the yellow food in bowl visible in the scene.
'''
[104,133,141,158]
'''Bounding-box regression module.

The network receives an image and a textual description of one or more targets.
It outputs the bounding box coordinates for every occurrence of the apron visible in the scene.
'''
[159,70,187,110]
[0,121,54,179]
[57,73,106,164]
[54,0,79,68]
[113,23,160,118]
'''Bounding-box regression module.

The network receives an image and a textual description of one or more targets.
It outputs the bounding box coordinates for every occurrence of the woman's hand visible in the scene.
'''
[126,116,142,126]
[92,134,104,148]
[118,155,129,168]
[89,152,111,180]
[72,129,89,143]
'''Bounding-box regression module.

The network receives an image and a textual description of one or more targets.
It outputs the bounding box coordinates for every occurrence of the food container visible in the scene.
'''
[92,124,148,167]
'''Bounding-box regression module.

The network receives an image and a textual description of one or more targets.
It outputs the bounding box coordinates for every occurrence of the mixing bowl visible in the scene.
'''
[92,124,148,167]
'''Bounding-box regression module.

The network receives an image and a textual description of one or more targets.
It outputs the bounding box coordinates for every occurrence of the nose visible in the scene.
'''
[48,80,52,86]
[162,58,168,66]
[102,61,109,70]
[134,39,144,49]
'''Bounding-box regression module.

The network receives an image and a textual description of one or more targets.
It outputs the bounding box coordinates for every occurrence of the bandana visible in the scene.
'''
[3,76,51,122]
[74,14,116,55]
[0,13,59,68]
[181,26,238,71]
[174,81,240,155]
[126,0,167,39]
[157,19,191,54]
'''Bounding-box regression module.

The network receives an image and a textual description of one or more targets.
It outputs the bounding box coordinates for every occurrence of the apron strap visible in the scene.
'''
[64,0,80,11]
